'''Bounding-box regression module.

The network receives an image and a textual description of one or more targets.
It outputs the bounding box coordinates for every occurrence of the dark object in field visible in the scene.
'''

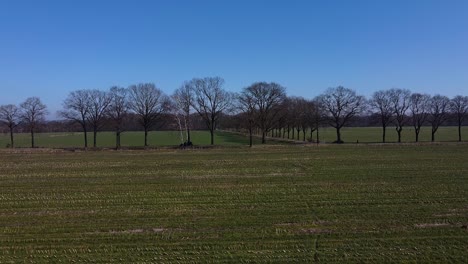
[179,141,193,148]
[333,140,344,144]
[462,224,467,229]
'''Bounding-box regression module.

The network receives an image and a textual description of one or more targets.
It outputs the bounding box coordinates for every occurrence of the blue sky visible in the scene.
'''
[1,0,468,117]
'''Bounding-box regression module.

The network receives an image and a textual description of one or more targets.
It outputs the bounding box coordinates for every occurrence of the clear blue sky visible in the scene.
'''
[1,0,468,117]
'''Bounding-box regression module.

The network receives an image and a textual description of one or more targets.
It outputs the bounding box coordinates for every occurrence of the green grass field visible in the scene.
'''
[0,130,267,148]
[314,126,468,143]
[0,126,466,148]
[0,145,467,262]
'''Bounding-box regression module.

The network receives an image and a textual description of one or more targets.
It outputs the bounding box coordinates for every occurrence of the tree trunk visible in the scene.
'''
[415,128,420,143]
[310,128,313,142]
[287,125,290,139]
[292,128,295,140]
[336,127,342,143]
[31,129,35,148]
[83,124,88,148]
[249,126,253,147]
[297,129,300,140]
[382,125,386,143]
[210,129,214,145]
[431,129,435,142]
[303,130,306,141]
[396,127,402,143]
[187,127,191,143]
[116,130,121,149]
[9,126,14,148]
[144,129,148,147]
[93,126,97,148]
[262,131,266,144]
[458,122,461,141]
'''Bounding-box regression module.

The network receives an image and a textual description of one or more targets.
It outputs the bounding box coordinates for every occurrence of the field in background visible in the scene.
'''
[0,131,268,148]
[0,126,466,148]
[315,126,468,143]
[0,145,467,262]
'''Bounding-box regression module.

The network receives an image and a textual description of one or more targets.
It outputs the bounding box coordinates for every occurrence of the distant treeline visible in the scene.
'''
[1,77,467,148]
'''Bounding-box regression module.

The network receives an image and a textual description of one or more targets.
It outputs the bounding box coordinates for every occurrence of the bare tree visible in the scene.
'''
[284,97,295,139]
[128,83,168,147]
[304,99,319,142]
[289,97,304,141]
[86,90,111,148]
[450,95,468,142]
[318,86,365,143]
[275,99,290,139]
[312,97,325,143]
[243,82,286,144]
[428,95,450,142]
[191,77,232,145]
[370,90,393,143]
[60,90,91,148]
[238,91,256,147]
[108,86,128,149]
[0,104,20,147]
[289,97,316,142]
[389,88,411,143]
[410,93,431,142]
[172,82,194,144]
[20,97,48,148]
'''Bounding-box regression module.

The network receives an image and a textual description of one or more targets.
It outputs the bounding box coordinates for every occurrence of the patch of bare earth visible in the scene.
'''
[415,223,450,228]
[107,228,167,234]
[88,227,169,235]
[300,228,332,234]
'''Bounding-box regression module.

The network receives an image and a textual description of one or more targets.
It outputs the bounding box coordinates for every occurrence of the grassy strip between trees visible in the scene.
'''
[0,127,467,148]
[0,144,467,262]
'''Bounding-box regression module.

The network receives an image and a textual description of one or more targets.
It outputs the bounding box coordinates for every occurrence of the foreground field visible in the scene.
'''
[0,145,467,262]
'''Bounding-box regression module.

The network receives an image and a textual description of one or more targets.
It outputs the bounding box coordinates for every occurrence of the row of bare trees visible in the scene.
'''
[1,80,468,148]
[58,77,233,148]
[0,77,234,148]
[370,89,468,143]
[236,86,468,145]
[0,97,48,148]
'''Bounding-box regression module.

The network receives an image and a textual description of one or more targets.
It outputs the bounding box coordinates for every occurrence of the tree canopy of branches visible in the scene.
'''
[0,104,20,147]
[108,86,128,149]
[371,90,393,143]
[190,77,232,145]
[60,90,91,148]
[171,82,194,144]
[389,88,411,143]
[128,83,168,147]
[410,93,431,142]
[319,86,365,143]
[243,82,286,144]
[428,95,450,142]
[450,95,468,142]
[20,97,47,148]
